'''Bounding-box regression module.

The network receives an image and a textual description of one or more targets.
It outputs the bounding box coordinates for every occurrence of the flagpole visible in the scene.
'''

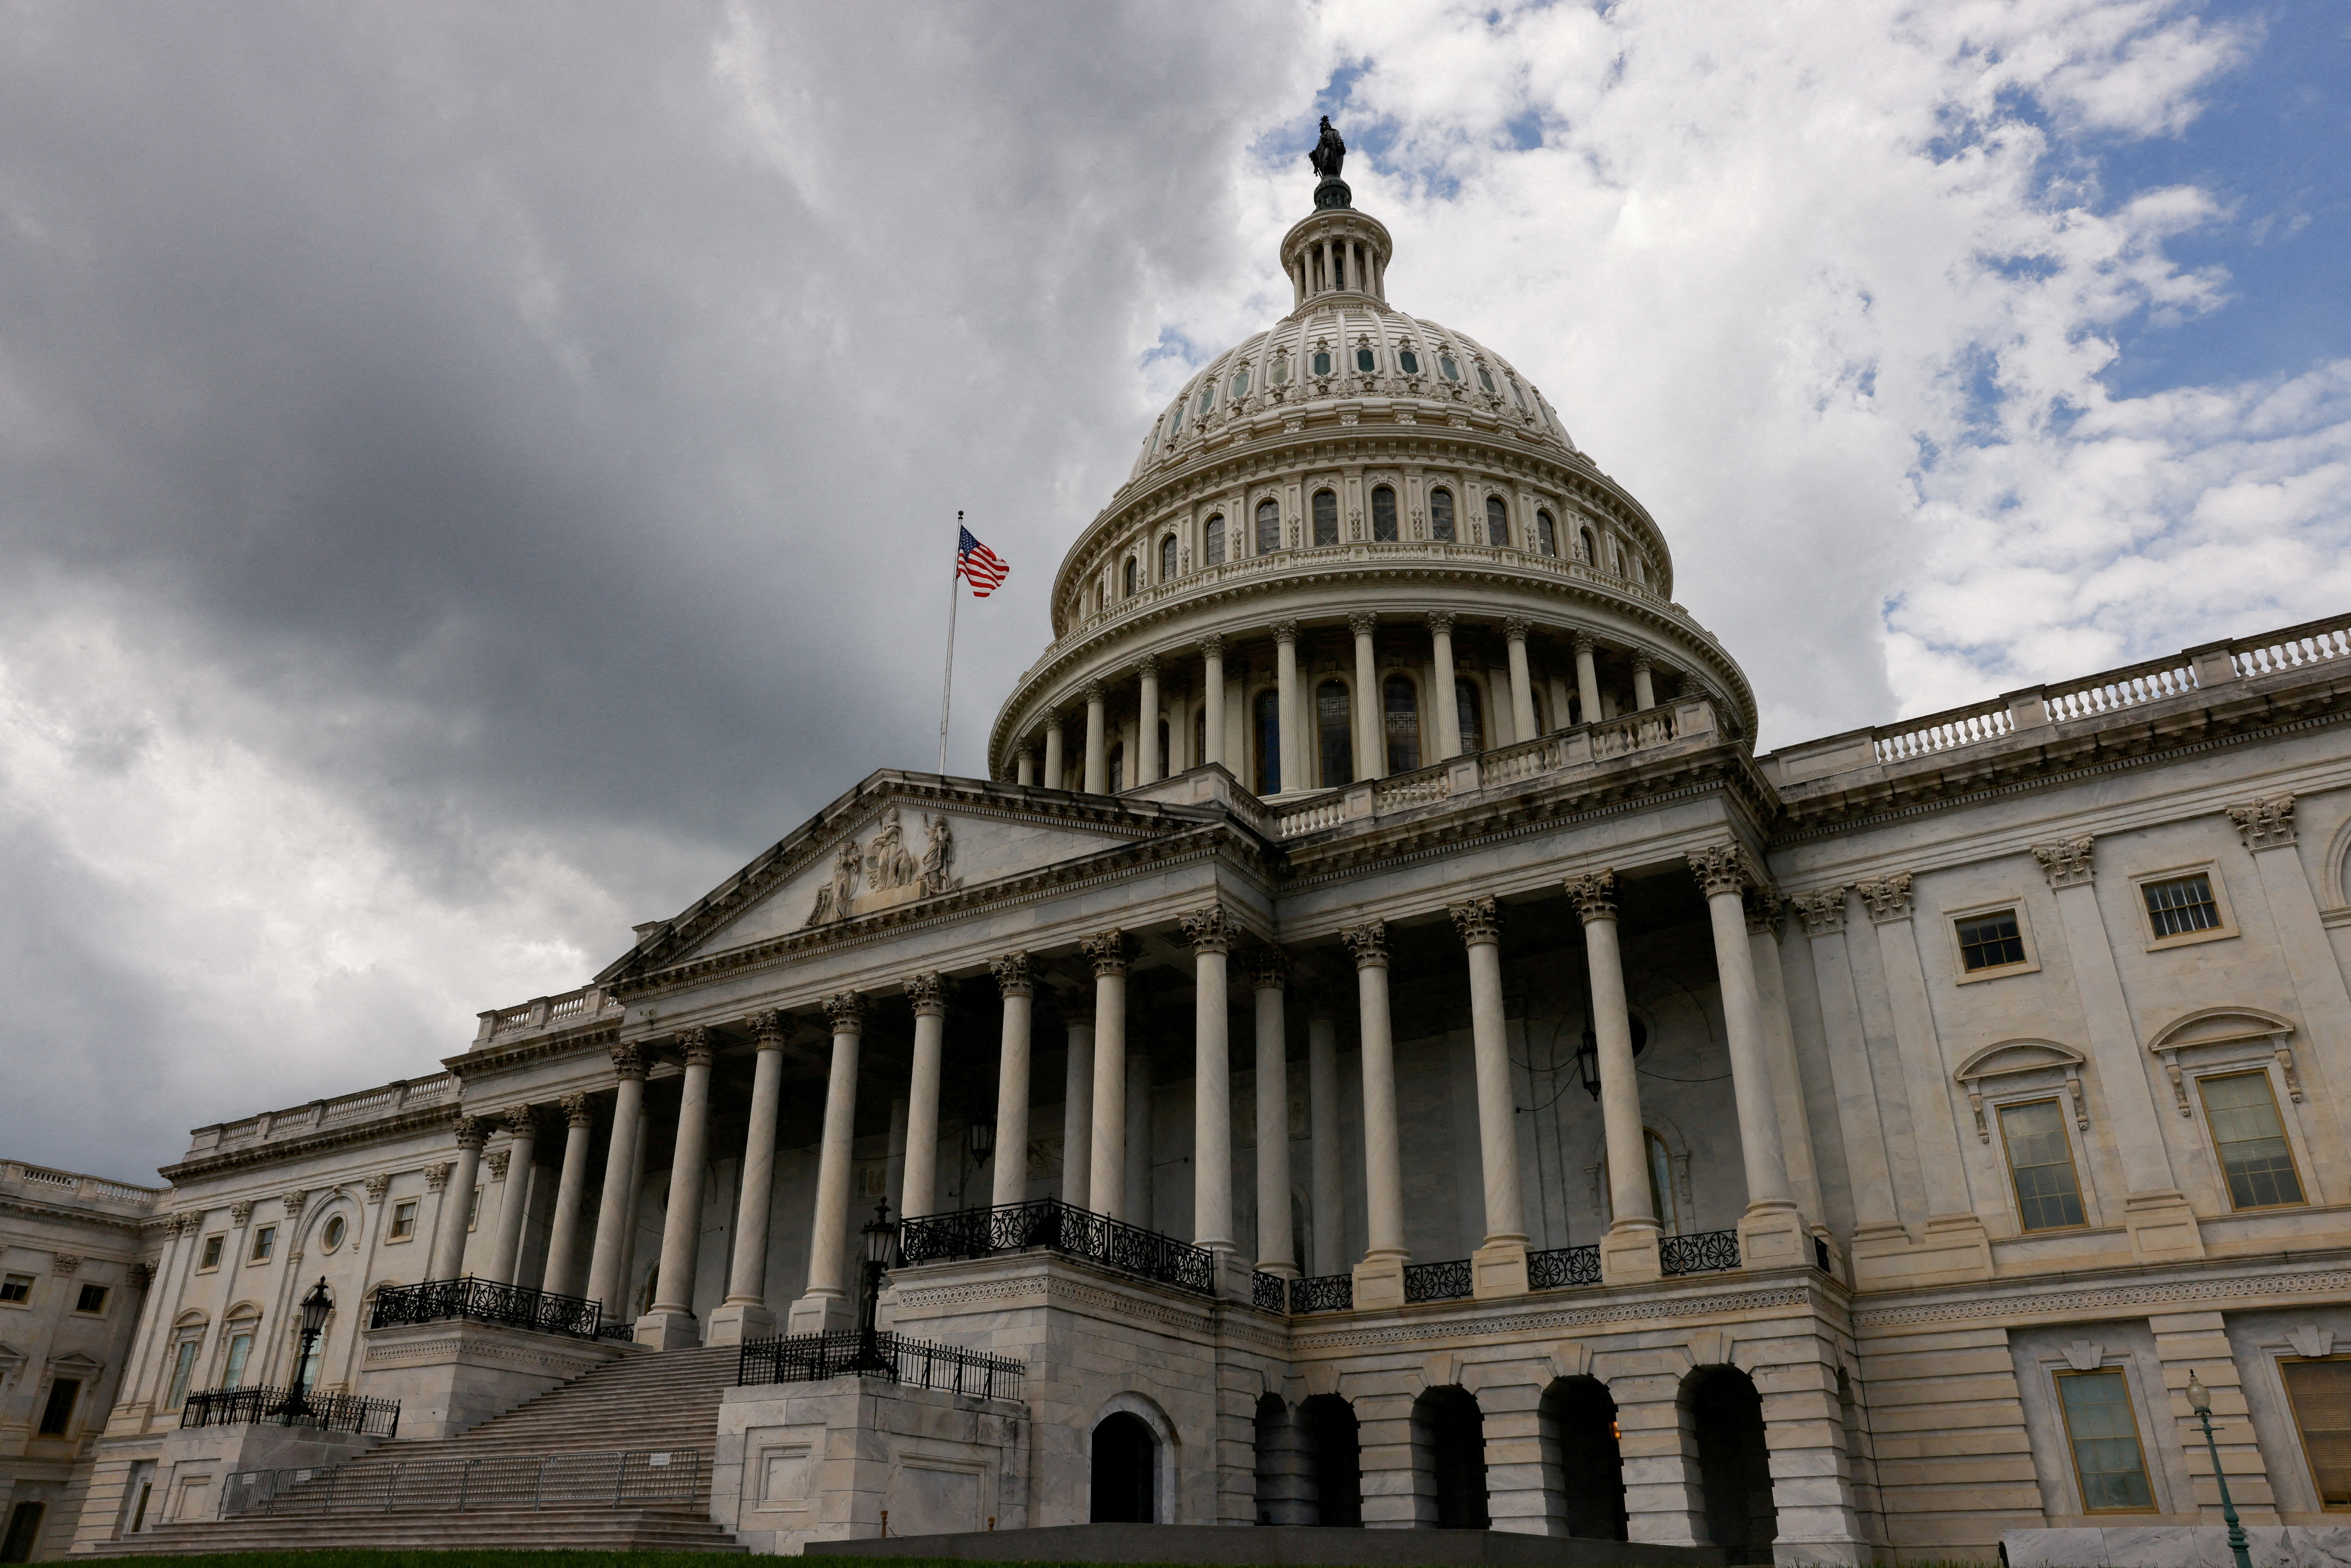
[937,510,961,776]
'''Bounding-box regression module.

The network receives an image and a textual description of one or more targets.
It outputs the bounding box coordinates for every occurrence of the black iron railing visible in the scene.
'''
[897,1197,1214,1295]
[181,1385,400,1437]
[1660,1228,1741,1276]
[1403,1258,1473,1303]
[1528,1244,1601,1290]
[368,1276,602,1340]
[1252,1271,1288,1313]
[1291,1273,1352,1313]
[737,1330,1023,1402]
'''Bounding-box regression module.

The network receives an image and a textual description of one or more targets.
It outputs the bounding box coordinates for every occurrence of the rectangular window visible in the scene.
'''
[468,1188,483,1230]
[1999,1099,2087,1231]
[389,1199,418,1240]
[36,1377,79,1437]
[199,1235,224,1270]
[2056,1369,2156,1512]
[249,1225,276,1262]
[2282,1358,2351,1508]
[1957,910,2027,972]
[2200,1071,2305,1209]
[166,1338,200,1410]
[0,1273,30,1304]
[222,1332,253,1390]
[2143,872,2221,938]
[75,1283,107,1314]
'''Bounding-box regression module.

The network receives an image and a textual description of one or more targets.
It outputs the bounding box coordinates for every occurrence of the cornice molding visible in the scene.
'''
[159,1103,461,1185]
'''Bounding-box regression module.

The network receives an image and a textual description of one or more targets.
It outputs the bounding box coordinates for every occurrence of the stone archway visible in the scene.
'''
[1303,1393,1361,1526]
[1686,1366,1776,1563]
[1413,1386,1488,1529]
[1090,1411,1156,1523]
[1541,1375,1626,1539]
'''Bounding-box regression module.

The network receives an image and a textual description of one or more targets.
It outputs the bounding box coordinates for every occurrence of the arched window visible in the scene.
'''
[1429,488,1456,543]
[1203,514,1226,566]
[1256,498,1282,555]
[220,1313,259,1390]
[1312,348,1333,377]
[1312,489,1339,547]
[1384,675,1420,774]
[1579,525,1596,563]
[1254,688,1282,795]
[1371,485,1398,542]
[1536,509,1558,556]
[1355,346,1376,373]
[1107,744,1125,794]
[1476,364,1497,395]
[1316,679,1352,787]
[1159,535,1177,581]
[1485,494,1509,546]
[1092,1412,1157,1523]
[1123,557,1138,596]
[1454,678,1485,755]
[1231,367,1250,397]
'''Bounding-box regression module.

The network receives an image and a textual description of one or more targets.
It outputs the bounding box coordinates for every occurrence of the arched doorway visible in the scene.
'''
[1415,1387,1488,1528]
[1303,1394,1361,1527]
[1254,1394,1315,1525]
[1541,1377,1627,1539]
[1091,1411,1157,1522]
[1687,1367,1777,1563]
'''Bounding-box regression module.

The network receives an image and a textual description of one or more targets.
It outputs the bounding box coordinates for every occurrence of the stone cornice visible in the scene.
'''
[1850,1248,2351,1330]
[450,1022,621,1080]
[0,1194,155,1234]
[158,1103,460,1185]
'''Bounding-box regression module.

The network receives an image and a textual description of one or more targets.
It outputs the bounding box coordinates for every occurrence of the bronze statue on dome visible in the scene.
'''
[1308,116,1346,181]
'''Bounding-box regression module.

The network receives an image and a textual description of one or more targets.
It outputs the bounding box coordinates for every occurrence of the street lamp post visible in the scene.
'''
[2186,1371,2254,1568]
[852,1201,896,1374]
[277,1277,334,1423]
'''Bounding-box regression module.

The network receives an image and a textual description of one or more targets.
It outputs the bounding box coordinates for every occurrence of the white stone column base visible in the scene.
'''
[785,1291,855,1334]
[2125,1188,2207,1264]
[1470,1237,1529,1298]
[632,1306,702,1351]
[704,1301,777,1346]
[1734,1201,1810,1271]
[1599,1219,1661,1285]
[1351,1254,1406,1311]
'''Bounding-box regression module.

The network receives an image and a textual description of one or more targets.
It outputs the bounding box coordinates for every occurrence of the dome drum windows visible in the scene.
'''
[1438,353,1461,382]
[1355,346,1376,374]
[1204,514,1226,566]
[1271,357,1290,386]
[1371,485,1398,542]
[1123,557,1139,597]
[1398,347,1421,376]
[1311,349,1333,378]
[1429,487,1457,544]
[1255,498,1282,555]
[1231,368,1249,398]
[1536,508,1558,557]
[1485,494,1510,547]
[1311,488,1340,547]
[1476,364,1497,396]
[1159,535,1178,581]
[1196,385,1216,418]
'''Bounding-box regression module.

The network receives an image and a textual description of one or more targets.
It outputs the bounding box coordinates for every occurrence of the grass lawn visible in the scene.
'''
[87,1557,1178,1568]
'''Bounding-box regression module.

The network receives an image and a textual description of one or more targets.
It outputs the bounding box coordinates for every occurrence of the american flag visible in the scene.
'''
[957,526,1009,597]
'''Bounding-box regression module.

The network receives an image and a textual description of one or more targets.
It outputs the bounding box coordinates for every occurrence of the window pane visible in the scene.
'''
[2282,1359,2351,1508]
[1645,1130,1677,1233]
[1232,368,1249,396]
[1107,744,1124,794]
[1271,357,1288,386]
[167,1341,199,1409]
[1312,489,1339,546]
[1455,679,1485,754]
[1312,350,1332,377]
[1485,495,1509,545]
[2144,874,2221,937]
[1999,1100,2086,1230]
[1371,486,1397,542]
[2057,1371,2155,1511]
[1160,536,1176,580]
[1384,677,1421,774]
[1254,689,1281,795]
[1537,511,1557,556]
[76,1283,107,1313]
[0,1275,29,1304]
[1317,681,1353,788]
[1957,912,2026,971]
[1430,489,1455,543]
[1439,355,1460,381]
[2201,1072,2304,1208]
[1204,516,1225,566]
[1399,348,1420,374]
[37,1377,79,1436]
[1256,499,1281,555]
[223,1333,252,1390]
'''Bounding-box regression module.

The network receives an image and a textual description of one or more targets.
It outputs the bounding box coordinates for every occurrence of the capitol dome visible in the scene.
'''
[988,171,1756,805]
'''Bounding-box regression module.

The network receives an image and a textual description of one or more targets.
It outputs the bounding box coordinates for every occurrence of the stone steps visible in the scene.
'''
[100,1506,745,1555]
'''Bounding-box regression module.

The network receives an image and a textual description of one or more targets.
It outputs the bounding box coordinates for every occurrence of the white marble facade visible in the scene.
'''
[23,180,2351,1566]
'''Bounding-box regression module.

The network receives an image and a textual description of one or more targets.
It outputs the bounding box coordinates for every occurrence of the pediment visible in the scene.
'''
[1954,1039,2085,1084]
[48,1351,103,1374]
[2150,1007,2295,1054]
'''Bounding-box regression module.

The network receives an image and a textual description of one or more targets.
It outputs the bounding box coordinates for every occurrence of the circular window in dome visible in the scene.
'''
[1438,354,1460,381]
[1355,346,1376,373]
[1399,348,1420,375]
[1312,349,1332,377]
[321,1215,346,1253]
[1477,365,1497,395]
[1271,357,1290,386]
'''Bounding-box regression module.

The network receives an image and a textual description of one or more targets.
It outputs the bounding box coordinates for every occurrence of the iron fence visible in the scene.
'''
[368,1276,601,1340]
[1251,1271,1287,1313]
[1528,1244,1601,1290]
[1660,1228,1741,1276]
[738,1329,1024,1402]
[897,1197,1213,1295]
[1290,1273,1352,1313]
[218,1449,701,1519]
[180,1385,399,1437]
[1403,1258,1473,1303]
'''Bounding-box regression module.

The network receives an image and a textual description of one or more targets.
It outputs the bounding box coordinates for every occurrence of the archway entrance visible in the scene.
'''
[1542,1376,1627,1539]
[1688,1367,1777,1563]
[1416,1387,1488,1529]
[1303,1394,1361,1526]
[1090,1412,1157,1523]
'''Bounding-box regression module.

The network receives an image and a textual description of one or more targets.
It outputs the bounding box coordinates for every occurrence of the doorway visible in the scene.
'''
[1688,1367,1777,1563]
[1091,1411,1157,1523]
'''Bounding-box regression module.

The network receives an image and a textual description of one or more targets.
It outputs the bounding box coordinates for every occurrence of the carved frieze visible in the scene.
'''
[805,807,963,927]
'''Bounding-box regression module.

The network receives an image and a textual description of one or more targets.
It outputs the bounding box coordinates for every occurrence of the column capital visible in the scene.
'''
[559,1093,593,1127]
[1348,611,1378,637]
[905,972,949,1017]
[501,1105,538,1140]
[280,1188,310,1217]
[129,1260,155,1288]
[1180,903,1244,954]
[1081,680,1106,704]
[485,1149,512,1181]
[992,951,1036,997]
[822,990,867,1031]
[364,1173,391,1204]
[1427,611,1456,636]
[228,1200,253,1226]
[610,1040,650,1080]
[1039,704,1060,728]
[424,1162,454,1192]
[1271,618,1300,645]
[677,1024,717,1067]
[1248,945,1291,990]
[2228,793,2297,850]
[1342,920,1390,969]
[1198,633,1225,659]
[1448,894,1502,946]
[1686,842,1751,899]
[1503,616,1531,641]
[1136,654,1160,679]
[1855,872,1916,923]
[1014,743,1034,764]
[2031,835,2096,888]
[1790,887,1848,935]
[1564,870,1618,923]
[743,1009,788,1048]
[1742,884,1786,937]
[1572,631,1596,656]
[1630,649,1654,674]
[1082,928,1132,976]
[453,1114,486,1149]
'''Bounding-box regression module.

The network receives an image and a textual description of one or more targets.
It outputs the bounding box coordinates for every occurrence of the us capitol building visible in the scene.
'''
[9,139,2351,1568]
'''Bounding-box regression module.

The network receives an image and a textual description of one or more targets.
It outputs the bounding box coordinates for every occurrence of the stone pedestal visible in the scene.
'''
[133,1420,386,1536]
[1734,1202,1813,1273]
[786,1292,856,1335]
[1600,1221,1662,1285]
[632,1305,702,1351]
[355,1318,627,1440]
[1470,1238,1529,1299]
[1351,1255,1406,1311]
[705,1302,777,1346]
[2125,1189,2208,1264]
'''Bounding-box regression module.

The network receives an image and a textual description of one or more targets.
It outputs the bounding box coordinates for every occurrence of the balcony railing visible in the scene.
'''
[1528,1244,1601,1290]
[1252,1271,1288,1313]
[897,1197,1214,1295]
[1659,1229,1741,1276]
[738,1330,1023,1403]
[181,1385,400,1438]
[368,1277,602,1340]
[1291,1273,1353,1313]
[1403,1258,1473,1303]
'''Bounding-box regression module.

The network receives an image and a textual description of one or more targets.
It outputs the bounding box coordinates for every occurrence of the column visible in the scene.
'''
[1547,670,1574,733]
[1125,1047,1152,1225]
[1450,896,1530,1295]
[1744,891,1827,1229]
[1181,905,1240,1255]
[1321,237,1334,295]
[1569,872,1660,1284]
[1307,1012,1346,1276]
[115,1226,180,1418]
[1015,746,1035,787]
[1344,920,1409,1307]
[586,1043,647,1313]
[1791,890,1902,1243]
[1504,617,1538,743]
[900,974,948,1219]
[1273,619,1300,793]
[710,1011,788,1344]
[538,1095,595,1299]
[1573,632,1602,728]
[789,992,865,1332]
[1062,1005,1095,1208]
[617,1098,650,1308]
[427,1116,486,1281]
[1042,711,1064,789]
[1631,652,1657,711]
[1252,948,1295,1276]
[638,1027,716,1349]
[1350,612,1382,781]
[2032,836,2204,1264]
[991,954,1035,1207]
[1083,681,1108,793]
[1689,846,1811,1271]
[1083,932,1130,1220]
[483,1106,538,1285]
[1200,636,1226,768]
[1136,658,1162,785]
[1429,613,1460,760]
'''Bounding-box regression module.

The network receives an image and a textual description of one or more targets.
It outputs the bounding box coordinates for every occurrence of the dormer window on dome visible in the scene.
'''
[1399,347,1420,375]
[1439,354,1461,381]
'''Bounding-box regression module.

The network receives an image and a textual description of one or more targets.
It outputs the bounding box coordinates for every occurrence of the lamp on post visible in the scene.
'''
[2186,1371,2254,1568]
[276,1277,334,1422]
[853,1200,896,1373]
[1575,1025,1601,1101]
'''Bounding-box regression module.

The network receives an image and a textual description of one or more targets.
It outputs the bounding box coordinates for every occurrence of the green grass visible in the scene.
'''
[87,1558,1247,1568]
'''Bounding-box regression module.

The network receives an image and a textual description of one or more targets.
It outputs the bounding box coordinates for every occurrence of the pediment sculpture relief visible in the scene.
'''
[805,808,963,927]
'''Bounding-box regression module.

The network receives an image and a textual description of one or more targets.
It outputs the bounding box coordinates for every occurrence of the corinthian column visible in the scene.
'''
[900,974,948,1220]
[1573,633,1602,728]
[1429,613,1460,759]
[638,1028,716,1349]
[710,1011,788,1344]
[1346,920,1410,1308]
[1062,1000,1094,1208]
[1251,948,1295,1276]
[427,1115,486,1282]
[483,1106,539,1285]
[991,954,1035,1208]
[1570,872,1660,1284]
[586,1044,647,1313]
[1450,896,1529,1296]
[789,992,865,1332]
[1504,617,1538,742]
[1137,657,1162,785]
[1200,636,1227,768]
[1631,652,1657,711]
[1083,932,1131,1219]
[1042,710,1064,790]
[1350,612,1382,781]
[1273,620,1300,793]
[540,1095,595,1299]
[1181,904,1242,1254]
[1083,681,1109,794]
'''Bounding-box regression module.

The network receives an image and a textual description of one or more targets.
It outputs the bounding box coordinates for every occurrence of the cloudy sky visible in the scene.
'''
[2,0,2345,1179]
